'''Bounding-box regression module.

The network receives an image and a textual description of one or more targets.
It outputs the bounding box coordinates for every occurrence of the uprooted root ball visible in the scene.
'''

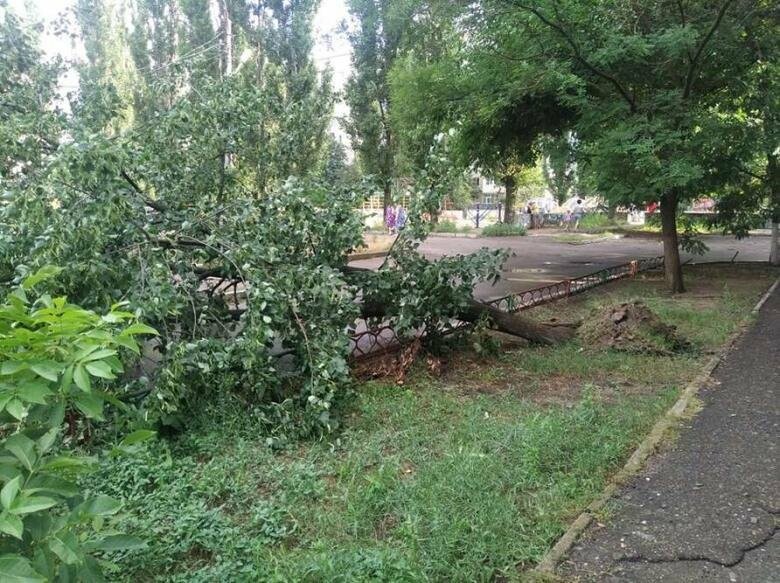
[578,301,691,355]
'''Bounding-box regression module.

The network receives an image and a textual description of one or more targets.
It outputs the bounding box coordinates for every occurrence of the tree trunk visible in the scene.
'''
[768,152,779,266]
[382,180,392,224]
[360,296,577,345]
[660,193,685,293]
[461,300,577,344]
[607,202,617,220]
[218,0,232,77]
[503,175,516,224]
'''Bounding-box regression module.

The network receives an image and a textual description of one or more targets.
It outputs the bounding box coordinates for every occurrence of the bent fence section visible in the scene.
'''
[349,256,665,361]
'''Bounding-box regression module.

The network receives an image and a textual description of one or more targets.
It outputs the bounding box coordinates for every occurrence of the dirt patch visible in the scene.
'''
[579,302,691,355]
[441,354,654,406]
[374,513,398,540]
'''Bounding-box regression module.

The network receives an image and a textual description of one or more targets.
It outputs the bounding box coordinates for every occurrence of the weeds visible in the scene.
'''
[432,220,471,233]
[79,265,773,581]
[482,223,527,237]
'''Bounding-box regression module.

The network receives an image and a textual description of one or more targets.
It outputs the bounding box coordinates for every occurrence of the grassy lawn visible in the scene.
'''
[84,265,777,582]
[552,232,618,244]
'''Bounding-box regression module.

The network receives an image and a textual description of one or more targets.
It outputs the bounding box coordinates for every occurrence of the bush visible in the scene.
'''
[0,266,156,581]
[431,220,466,233]
[577,213,613,231]
[481,223,527,237]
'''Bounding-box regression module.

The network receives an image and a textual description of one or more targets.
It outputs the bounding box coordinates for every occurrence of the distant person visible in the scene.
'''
[530,201,540,229]
[385,205,396,234]
[573,199,584,231]
[396,205,407,230]
[563,209,573,231]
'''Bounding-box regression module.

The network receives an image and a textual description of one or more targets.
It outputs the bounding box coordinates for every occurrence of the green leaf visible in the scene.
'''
[48,531,81,565]
[41,456,93,473]
[36,429,58,455]
[73,365,91,392]
[0,362,28,376]
[25,474,79,498]
[22,266,63,290]
[113,335,140,355]
[29,362,61,383]
[16,383,52,405]
[86,534,146,552]
[84,361,115,380]
[82,349,117,362]
[73,393,104,420]
[0,513,23,539]
[119,323,158,337]
[47,401,65,427]
[76,495,121,517]
[1,476,21,511]
[0,465,21,482]
[9,496,57,515]
[5,399,27,421]
[0,393,13,411]
[10,287,28,305]
[0,554,46,582]
[61,364,73,391]
[120,430,156,446]
[4,435,36,471]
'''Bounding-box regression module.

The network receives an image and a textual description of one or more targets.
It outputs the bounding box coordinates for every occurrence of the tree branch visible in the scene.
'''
[511,1,638,112]
[676,0,695,64]
[682,0,734,98]
[121,169,167,212]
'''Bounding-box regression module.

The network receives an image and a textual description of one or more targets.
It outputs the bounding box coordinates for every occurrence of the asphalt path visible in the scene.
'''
[559,282,780,582]
[350,233,772,301]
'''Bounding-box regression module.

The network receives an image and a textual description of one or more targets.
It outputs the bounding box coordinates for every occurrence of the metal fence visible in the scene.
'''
[348,256,665,361]
[486,256,664,312]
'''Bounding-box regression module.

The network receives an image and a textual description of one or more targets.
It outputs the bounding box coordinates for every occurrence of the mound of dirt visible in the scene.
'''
[579,301,691,355]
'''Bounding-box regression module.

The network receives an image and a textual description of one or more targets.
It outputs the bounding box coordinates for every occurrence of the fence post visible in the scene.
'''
[630,260,638,277]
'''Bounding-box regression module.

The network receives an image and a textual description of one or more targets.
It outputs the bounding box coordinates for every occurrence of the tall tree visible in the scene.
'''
[0,6,63,186]
[541,133,578,205]
[488,0,761,292]
[344,0,409,220]
[391,1,573,223]
[713,1,779,264]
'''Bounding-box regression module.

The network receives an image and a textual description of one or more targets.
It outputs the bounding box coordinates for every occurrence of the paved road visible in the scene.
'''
[350,233,772,301]
[559,282,780,582]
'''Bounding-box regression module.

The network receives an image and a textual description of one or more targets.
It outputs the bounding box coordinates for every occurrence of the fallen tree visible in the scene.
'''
[355,268,577,345]
[1,75,575,437]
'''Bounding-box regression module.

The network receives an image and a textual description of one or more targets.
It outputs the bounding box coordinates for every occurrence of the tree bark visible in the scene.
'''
[360,297,577,345]
[218,0,233,77]
[383,180,392,224]
[660,193,685,293]
[461,300,577,344]
[768,152,779,266]
[503,175,516,224]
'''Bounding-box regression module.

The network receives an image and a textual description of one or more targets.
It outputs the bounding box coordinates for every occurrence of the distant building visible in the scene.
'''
[470,174,503,205]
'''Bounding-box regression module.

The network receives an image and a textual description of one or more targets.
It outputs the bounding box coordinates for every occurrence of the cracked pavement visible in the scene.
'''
[558,282,780,582]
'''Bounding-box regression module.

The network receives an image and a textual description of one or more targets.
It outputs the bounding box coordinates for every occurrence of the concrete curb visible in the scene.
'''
[427,232,480,239]
[533,275,780,576]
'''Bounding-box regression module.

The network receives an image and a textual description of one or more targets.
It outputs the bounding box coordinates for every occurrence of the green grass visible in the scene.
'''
[553,232,615,244]
[84,388,676,582]
[481,223,527,237]
[432,220,471,234]
[81,265,774,582]
[577,213,616,232]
